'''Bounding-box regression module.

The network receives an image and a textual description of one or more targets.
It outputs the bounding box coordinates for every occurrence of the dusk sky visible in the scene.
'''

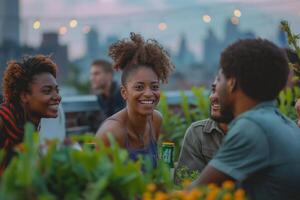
[20,0,300,60]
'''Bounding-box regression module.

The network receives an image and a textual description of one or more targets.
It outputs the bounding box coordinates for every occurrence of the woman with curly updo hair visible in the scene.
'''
[96,33,174,167]
[0,55,61,173]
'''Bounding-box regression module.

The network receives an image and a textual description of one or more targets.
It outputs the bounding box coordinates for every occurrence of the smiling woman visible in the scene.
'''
[95,32,174,167]
[0,55,61,174]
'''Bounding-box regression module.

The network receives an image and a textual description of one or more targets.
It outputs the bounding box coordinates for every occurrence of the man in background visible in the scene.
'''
[90,60,125,119]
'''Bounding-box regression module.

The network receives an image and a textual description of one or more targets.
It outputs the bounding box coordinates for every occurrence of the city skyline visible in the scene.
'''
[19,0,300,60]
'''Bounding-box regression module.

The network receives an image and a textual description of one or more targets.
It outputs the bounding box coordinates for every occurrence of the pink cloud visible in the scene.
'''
[21,0,146,17]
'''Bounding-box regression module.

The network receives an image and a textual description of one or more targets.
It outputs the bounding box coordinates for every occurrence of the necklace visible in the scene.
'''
[129,123,146,146]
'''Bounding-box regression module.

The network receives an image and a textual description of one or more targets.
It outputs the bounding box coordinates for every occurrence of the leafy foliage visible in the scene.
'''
[157,87,210,159]
[0,124,171,200]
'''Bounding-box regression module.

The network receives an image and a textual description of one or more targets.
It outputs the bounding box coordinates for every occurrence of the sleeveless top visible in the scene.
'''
[0,102,25,174]
[106,117,158,168]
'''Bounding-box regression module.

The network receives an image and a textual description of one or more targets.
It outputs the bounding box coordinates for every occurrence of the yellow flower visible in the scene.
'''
[222,193,232,200]
[185,188,202,200]
[15,143,26,152]
[154,191,168,200]
[222,180,235,190]
[173,190,186,199]
[207,183,218,190]
[205,189,219,200]
[143,192,152,200]
[182,179,192,187]
[234,189,246,200]
[147,183,157,192]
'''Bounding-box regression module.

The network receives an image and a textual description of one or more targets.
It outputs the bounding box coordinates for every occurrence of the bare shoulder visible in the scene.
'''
[153,110,163,124]
[95,113,126,147]
[152,110,163,139]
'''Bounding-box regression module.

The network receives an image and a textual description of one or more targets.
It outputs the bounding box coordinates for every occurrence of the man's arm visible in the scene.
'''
[188,118,269,189]
[190,165,234,188]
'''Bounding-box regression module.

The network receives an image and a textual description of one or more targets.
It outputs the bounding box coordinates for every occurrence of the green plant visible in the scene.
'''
[157,87,210,160]
[174,166,200,185]
[0,123,173,200]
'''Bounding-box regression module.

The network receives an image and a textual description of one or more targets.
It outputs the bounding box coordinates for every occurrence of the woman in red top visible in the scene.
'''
[0,55,61,173]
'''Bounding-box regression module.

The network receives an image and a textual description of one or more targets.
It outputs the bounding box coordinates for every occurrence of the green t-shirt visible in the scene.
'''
[209,101,300,200]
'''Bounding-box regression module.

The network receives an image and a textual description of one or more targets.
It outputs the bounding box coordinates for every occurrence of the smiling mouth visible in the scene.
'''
[139,100,155,105]
[211,104,220,110]
[49,105,59,110]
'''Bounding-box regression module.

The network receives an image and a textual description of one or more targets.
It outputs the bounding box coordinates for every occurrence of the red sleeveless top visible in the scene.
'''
[0,102,25,174]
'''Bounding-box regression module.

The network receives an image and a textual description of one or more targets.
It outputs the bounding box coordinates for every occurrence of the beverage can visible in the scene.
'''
[161,142,175,168]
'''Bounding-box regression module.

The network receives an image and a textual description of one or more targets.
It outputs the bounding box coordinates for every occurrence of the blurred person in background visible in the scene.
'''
[0,55,61,173]
[175,77,228,182]
[95,33,174,167]
[90,59,125,119]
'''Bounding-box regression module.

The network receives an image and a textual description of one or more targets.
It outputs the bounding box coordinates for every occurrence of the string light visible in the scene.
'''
[234,9,242,17]
[59,26,68,35]
[158,22,167,31]
[83,25,91,34]
[33,20,41,30]
[202,15,211,23]
[69,19,78,28]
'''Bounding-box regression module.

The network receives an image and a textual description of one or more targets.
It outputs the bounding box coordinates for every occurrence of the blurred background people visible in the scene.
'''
[96,33,174,167]
[90,59,125,119]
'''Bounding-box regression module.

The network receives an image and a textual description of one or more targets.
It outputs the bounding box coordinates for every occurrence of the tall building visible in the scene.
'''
[39,32,69,82]
[0,0,20,46]
[86,28,100,60]
[202,28,222,72]
[175,34,196,72]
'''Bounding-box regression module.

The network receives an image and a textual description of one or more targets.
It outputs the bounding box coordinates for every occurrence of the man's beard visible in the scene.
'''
[210,105,234,124]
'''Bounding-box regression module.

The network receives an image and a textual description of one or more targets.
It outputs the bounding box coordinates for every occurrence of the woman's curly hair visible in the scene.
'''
[2,55,57,103]
[109,32,174,84]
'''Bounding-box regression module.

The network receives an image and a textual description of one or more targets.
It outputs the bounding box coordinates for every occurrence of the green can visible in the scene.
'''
[161,142,175,168]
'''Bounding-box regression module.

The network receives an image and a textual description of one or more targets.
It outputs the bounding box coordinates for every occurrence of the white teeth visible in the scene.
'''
[212,104,220,109]
[140,100,154,104]
[49,105,58,109]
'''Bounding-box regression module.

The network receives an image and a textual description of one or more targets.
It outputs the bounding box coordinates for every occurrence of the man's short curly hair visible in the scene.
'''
[109,32,174,85]
[220,38,289,101]
[2,55,57,103]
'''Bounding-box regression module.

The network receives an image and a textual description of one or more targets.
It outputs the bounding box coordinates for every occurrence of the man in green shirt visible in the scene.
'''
[175,79,228,180]
[191,39,300,200]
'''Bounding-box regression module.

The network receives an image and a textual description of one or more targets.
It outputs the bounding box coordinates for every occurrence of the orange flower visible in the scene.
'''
[143,192,152,200]
[222,193,232,200]
[185,188,202,200]
[234,189,246,200]
[173,190,186,199]
[147,183,157,192]
[15,143,26,152]
[154,191,168,200]
[207,183,218,190]
[222,180,235,190]
[182,179,192,187]
[205,189,219,200]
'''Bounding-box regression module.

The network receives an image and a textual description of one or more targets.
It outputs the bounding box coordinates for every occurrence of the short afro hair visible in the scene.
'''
[108,32,174,85]
[2,54,57,103]
[220,38,289,101]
